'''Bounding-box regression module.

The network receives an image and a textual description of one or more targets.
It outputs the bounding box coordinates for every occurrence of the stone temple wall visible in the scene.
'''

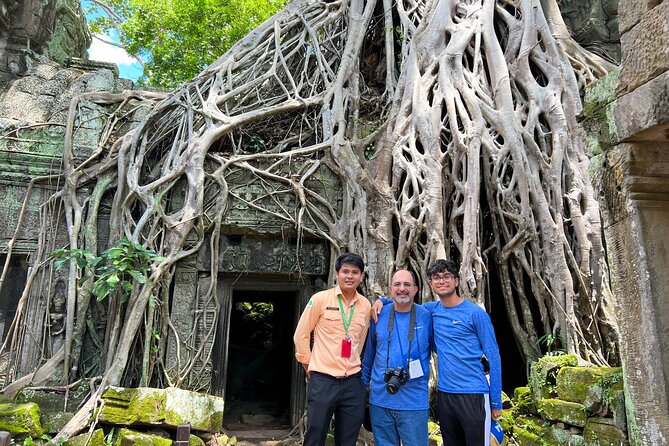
[583,0,669,444]
[0,0,90,81]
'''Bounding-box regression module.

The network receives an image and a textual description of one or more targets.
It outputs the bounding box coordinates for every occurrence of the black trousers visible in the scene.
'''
[304,372,366,446]
[437,392,491,446]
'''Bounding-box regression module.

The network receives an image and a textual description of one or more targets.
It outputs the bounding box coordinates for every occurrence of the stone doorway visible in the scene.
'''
[0,254,28,342]
[217,289,300,431]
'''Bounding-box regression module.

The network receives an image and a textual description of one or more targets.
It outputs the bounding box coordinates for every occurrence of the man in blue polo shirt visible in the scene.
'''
[425,259,502,445]
[362,269,433,446]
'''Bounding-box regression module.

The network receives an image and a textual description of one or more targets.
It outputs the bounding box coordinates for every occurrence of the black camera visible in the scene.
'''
[383,367,409,394]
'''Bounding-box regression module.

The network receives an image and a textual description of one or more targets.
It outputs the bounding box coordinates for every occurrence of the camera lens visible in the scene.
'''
[386,376,401,394]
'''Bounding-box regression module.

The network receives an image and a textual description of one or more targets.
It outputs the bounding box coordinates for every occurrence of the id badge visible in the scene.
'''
[409,359,423,379]
[341,338,352,358]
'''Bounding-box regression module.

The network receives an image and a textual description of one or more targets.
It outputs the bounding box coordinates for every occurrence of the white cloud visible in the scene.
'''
[88,35,137,65]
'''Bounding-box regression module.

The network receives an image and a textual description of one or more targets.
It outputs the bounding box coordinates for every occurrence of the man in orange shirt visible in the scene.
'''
[293,252,372,446]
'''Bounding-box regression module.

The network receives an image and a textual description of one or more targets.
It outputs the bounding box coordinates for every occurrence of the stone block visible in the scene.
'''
[618,1,669,95]
[619,0,663,33]
[41,411,74,433]
[64,428,105,446]
[115,428,173,446]
[608,385,627,432]
[189,434,206,446]
[548,425,585,445]
[497,409,515,432]
[513,416,551,444]
[556,366,623,413]
[537,399,588,427]
[0,402,43,436]
[583,417,629,446]
[512,425,543,446]
[528,355,578,401]
[615,70,669,141]
[15,380,91,413]
[100,386,225,432]
[512,387,537,416]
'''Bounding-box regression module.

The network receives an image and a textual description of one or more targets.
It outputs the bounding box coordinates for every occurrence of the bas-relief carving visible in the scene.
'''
[221,161,342,234]
[165,268,199,379]
[196,236,328,276]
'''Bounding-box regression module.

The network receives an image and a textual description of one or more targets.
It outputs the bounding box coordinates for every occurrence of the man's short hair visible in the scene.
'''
[335,252,365,273]
[427,259,458,279]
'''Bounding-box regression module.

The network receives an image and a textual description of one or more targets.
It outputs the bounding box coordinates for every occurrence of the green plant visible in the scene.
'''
[537,333,566,356]
[51,237,165,302]
[22,434,51,446]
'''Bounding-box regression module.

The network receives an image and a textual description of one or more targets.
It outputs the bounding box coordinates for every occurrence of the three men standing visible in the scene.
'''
[362,270,433,446]
[293,253,372,446]
[294,255,502,446]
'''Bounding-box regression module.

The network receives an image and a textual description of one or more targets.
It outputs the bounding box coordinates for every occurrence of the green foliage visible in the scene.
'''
[22,434,51,446]
[51,237,165,302]
[537,333,566,356]
[85,0,286,88]
[238,302,273,321]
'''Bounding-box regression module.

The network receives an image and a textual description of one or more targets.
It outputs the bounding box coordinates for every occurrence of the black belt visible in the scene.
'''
[312,371,362,380]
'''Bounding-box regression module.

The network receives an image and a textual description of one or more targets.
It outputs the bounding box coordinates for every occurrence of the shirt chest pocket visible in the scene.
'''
[322,311,343,334]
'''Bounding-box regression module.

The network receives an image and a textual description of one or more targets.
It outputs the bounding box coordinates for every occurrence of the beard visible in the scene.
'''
[394,295,413,306]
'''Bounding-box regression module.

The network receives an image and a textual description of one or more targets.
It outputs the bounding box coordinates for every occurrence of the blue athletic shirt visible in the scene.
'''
[376,297,502,410]
[362,304,433,410]
[424,299,502,410]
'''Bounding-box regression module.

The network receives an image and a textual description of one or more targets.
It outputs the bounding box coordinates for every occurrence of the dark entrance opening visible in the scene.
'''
[223,290,295,431]
[0,254,28,342]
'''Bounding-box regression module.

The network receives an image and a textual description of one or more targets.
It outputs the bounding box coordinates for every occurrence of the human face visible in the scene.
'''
[335,263,363,296]
[429,271,459,299]
[390,270,418,308]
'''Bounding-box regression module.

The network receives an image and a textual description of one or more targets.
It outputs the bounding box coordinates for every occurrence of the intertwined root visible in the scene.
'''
[3,0,618,399]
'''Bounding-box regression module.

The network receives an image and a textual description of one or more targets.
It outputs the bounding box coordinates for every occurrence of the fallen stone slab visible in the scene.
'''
[100,386,225,432]
[0,402,43,436]
[115,428,172,446]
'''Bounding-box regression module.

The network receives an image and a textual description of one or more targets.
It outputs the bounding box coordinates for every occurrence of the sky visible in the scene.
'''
[82,1,144,81]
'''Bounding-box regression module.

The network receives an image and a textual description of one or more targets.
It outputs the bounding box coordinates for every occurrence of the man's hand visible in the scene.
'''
[491,408,503,420]
[371,299,384,323]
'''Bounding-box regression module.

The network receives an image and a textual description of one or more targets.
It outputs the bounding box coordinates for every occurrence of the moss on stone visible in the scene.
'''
[0,402,43,436]
[41,411,74,433]
[556,367,622,414]
[100,387,166,426]
[512,387,538,416]
[583,417,629,446]
[100,387,224,432]
[115,428,173,446]
[497,410,515,432]
[582,69,620,115]
[529,355,577,402]
[64,428,105,446]
[512,425,543,446]
[548,426,585,446]
[537,398,587,427]
[189,434,206,446]
[15,380,91,413]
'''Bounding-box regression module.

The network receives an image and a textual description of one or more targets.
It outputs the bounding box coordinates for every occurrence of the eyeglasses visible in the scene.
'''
[430,273,455,282]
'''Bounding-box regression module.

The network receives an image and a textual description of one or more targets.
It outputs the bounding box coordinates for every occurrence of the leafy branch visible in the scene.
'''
[51,237,165,302]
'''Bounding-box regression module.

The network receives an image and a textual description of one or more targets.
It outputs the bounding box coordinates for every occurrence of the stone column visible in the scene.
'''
[586,0,669,443]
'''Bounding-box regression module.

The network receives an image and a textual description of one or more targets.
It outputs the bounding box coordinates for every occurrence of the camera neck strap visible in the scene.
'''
[385,304,416,370]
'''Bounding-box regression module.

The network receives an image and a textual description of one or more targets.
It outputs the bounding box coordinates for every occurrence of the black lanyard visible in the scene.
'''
[385,305,416,370]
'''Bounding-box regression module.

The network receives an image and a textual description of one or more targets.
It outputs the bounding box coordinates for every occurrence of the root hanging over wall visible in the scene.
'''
[2,0,619,409]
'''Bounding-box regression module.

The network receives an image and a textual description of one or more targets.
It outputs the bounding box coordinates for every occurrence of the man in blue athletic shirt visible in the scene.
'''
[425,259,502,446]
[372,260,502,445]
[362,270,433,446]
